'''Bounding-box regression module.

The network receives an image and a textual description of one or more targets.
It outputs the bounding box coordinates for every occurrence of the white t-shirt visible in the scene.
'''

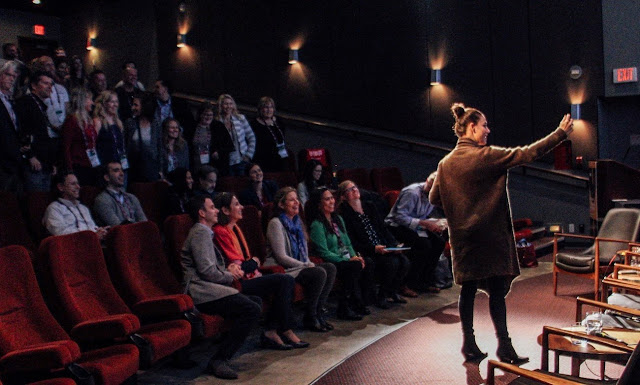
[44,83,69,136]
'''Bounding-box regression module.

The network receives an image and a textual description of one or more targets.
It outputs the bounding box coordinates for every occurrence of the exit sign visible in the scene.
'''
[33,24,45,36]
[613,67,638,83]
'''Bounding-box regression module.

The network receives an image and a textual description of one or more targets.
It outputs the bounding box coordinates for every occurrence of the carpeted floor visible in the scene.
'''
[312,269,627,385]
[135,261,629,384]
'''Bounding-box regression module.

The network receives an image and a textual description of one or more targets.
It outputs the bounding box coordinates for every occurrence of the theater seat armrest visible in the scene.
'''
[0,341,80,373]
[259,265,285,275]
[132,294,194,317]
[70,314,140,342]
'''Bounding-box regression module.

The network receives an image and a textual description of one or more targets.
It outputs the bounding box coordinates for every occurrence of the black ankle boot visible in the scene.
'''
[496,338,529,365]
[461,335,487,362]
[337,302,362,321]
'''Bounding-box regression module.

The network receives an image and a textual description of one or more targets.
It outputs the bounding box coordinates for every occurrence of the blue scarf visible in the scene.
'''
[278,213,309,263]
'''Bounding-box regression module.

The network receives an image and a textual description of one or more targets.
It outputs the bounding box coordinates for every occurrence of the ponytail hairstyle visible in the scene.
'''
[450,103,484,138]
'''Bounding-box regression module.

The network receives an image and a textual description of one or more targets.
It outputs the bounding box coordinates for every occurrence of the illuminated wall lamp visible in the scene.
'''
[86,37,96,51]
[570,103,581,120]
[177,34,187,48]
[430,69,442,85]
[288,49,299,64]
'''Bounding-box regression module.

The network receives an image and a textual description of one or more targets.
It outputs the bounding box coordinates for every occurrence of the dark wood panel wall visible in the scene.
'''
[62,0,607,160]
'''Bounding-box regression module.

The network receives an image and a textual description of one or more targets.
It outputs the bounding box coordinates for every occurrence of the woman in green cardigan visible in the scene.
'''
[307,187,369,320]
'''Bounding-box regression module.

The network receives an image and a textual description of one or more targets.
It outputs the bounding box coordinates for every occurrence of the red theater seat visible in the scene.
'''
[264,171,298,189]
[38,231,191,369]
[106,221,224,339]
[371,167,404,195]
[0,245,138,385]
[383,190,401,208]
[0,191,37,255]
[163,214,230,338]
[24,191,56,243]
[129,181,170,227]
[336,168,372,191]
[164,214,194,283]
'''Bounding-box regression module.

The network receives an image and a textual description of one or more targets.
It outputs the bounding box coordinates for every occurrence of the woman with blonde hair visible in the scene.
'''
[430,103,573,364]
[93,90,127,173]
[216,94,255,176]
[61,87,100,186]
[162,117,190,175]
[267,186,337,332]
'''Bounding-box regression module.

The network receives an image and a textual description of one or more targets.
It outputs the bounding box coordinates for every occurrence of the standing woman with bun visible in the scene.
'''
[429,103,573,364]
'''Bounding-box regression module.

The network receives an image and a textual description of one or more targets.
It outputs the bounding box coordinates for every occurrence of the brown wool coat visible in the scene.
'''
[429,128,567,288]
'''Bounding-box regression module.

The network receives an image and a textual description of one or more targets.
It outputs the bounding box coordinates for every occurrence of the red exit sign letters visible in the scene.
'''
[613,67,638,84]
[33,24,45,35]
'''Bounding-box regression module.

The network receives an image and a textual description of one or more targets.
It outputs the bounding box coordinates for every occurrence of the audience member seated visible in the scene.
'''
[166,167,194,215]
[238,163,278,209]
[338,180,410,308]
[190,101,230,172]
[43,171,109,239]
[93,90,127,175]
[93,161,147,226]
[115,64,142,122]
[216,94,256,176]
[162,117,190,176]
[125,92,163,182]
[15,70,56,192]
[0,60,24,192]
[61,87,101,186]
[213,192,309,350]
[297,159,325,206]
[384,172,447,296]
[181,195,262,379]
[251,96,288,172]
[88,69,108,101]
[193,165,219,201]
[66,55,88,90]
[307,187,370,320]
[153,78,195,131]
[266,187,337,332]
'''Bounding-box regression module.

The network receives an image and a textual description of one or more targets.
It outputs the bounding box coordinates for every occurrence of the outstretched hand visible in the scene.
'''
[558,114,574,135]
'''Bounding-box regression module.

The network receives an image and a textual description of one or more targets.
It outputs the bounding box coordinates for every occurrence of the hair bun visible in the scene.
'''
[450,103,466,120]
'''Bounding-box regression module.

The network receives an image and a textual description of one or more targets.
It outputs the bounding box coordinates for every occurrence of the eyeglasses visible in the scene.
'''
[345,185,358,193]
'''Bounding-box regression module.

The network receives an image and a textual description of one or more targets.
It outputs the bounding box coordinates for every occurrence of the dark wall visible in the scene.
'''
[53,0,606,161]
[602,0,640,97]
[59,0,158,91]
[155,0,603,161]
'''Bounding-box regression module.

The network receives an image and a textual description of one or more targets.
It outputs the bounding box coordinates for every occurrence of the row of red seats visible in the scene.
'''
[0,208,312,384]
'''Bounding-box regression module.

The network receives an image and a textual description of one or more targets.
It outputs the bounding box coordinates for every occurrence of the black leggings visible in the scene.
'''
[241,273,296,332]
[459,277,510,340]
[296,263,337,318]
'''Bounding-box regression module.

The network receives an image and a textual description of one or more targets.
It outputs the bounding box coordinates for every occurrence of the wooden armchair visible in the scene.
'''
[488,324,637,385]
[601,264,640,306]
[552,208,640,298]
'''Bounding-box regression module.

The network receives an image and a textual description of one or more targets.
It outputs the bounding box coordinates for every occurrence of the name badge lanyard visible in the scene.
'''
[79,119,100,167]
[58,199,90,230]
[264,121,287,158]
[106,190,134,221]
[30,93,54,132]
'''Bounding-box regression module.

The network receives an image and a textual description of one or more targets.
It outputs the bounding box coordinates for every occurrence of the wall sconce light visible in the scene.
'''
[86,37,96,51]
[430,69,442,85]
[570,103,581,120]
[177,33,187,48]
[32,0,41,4]
[178,2,187,13]
[288,49,299,64]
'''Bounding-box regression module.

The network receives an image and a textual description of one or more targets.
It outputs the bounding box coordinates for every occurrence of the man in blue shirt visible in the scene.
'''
[385,171,447,295]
